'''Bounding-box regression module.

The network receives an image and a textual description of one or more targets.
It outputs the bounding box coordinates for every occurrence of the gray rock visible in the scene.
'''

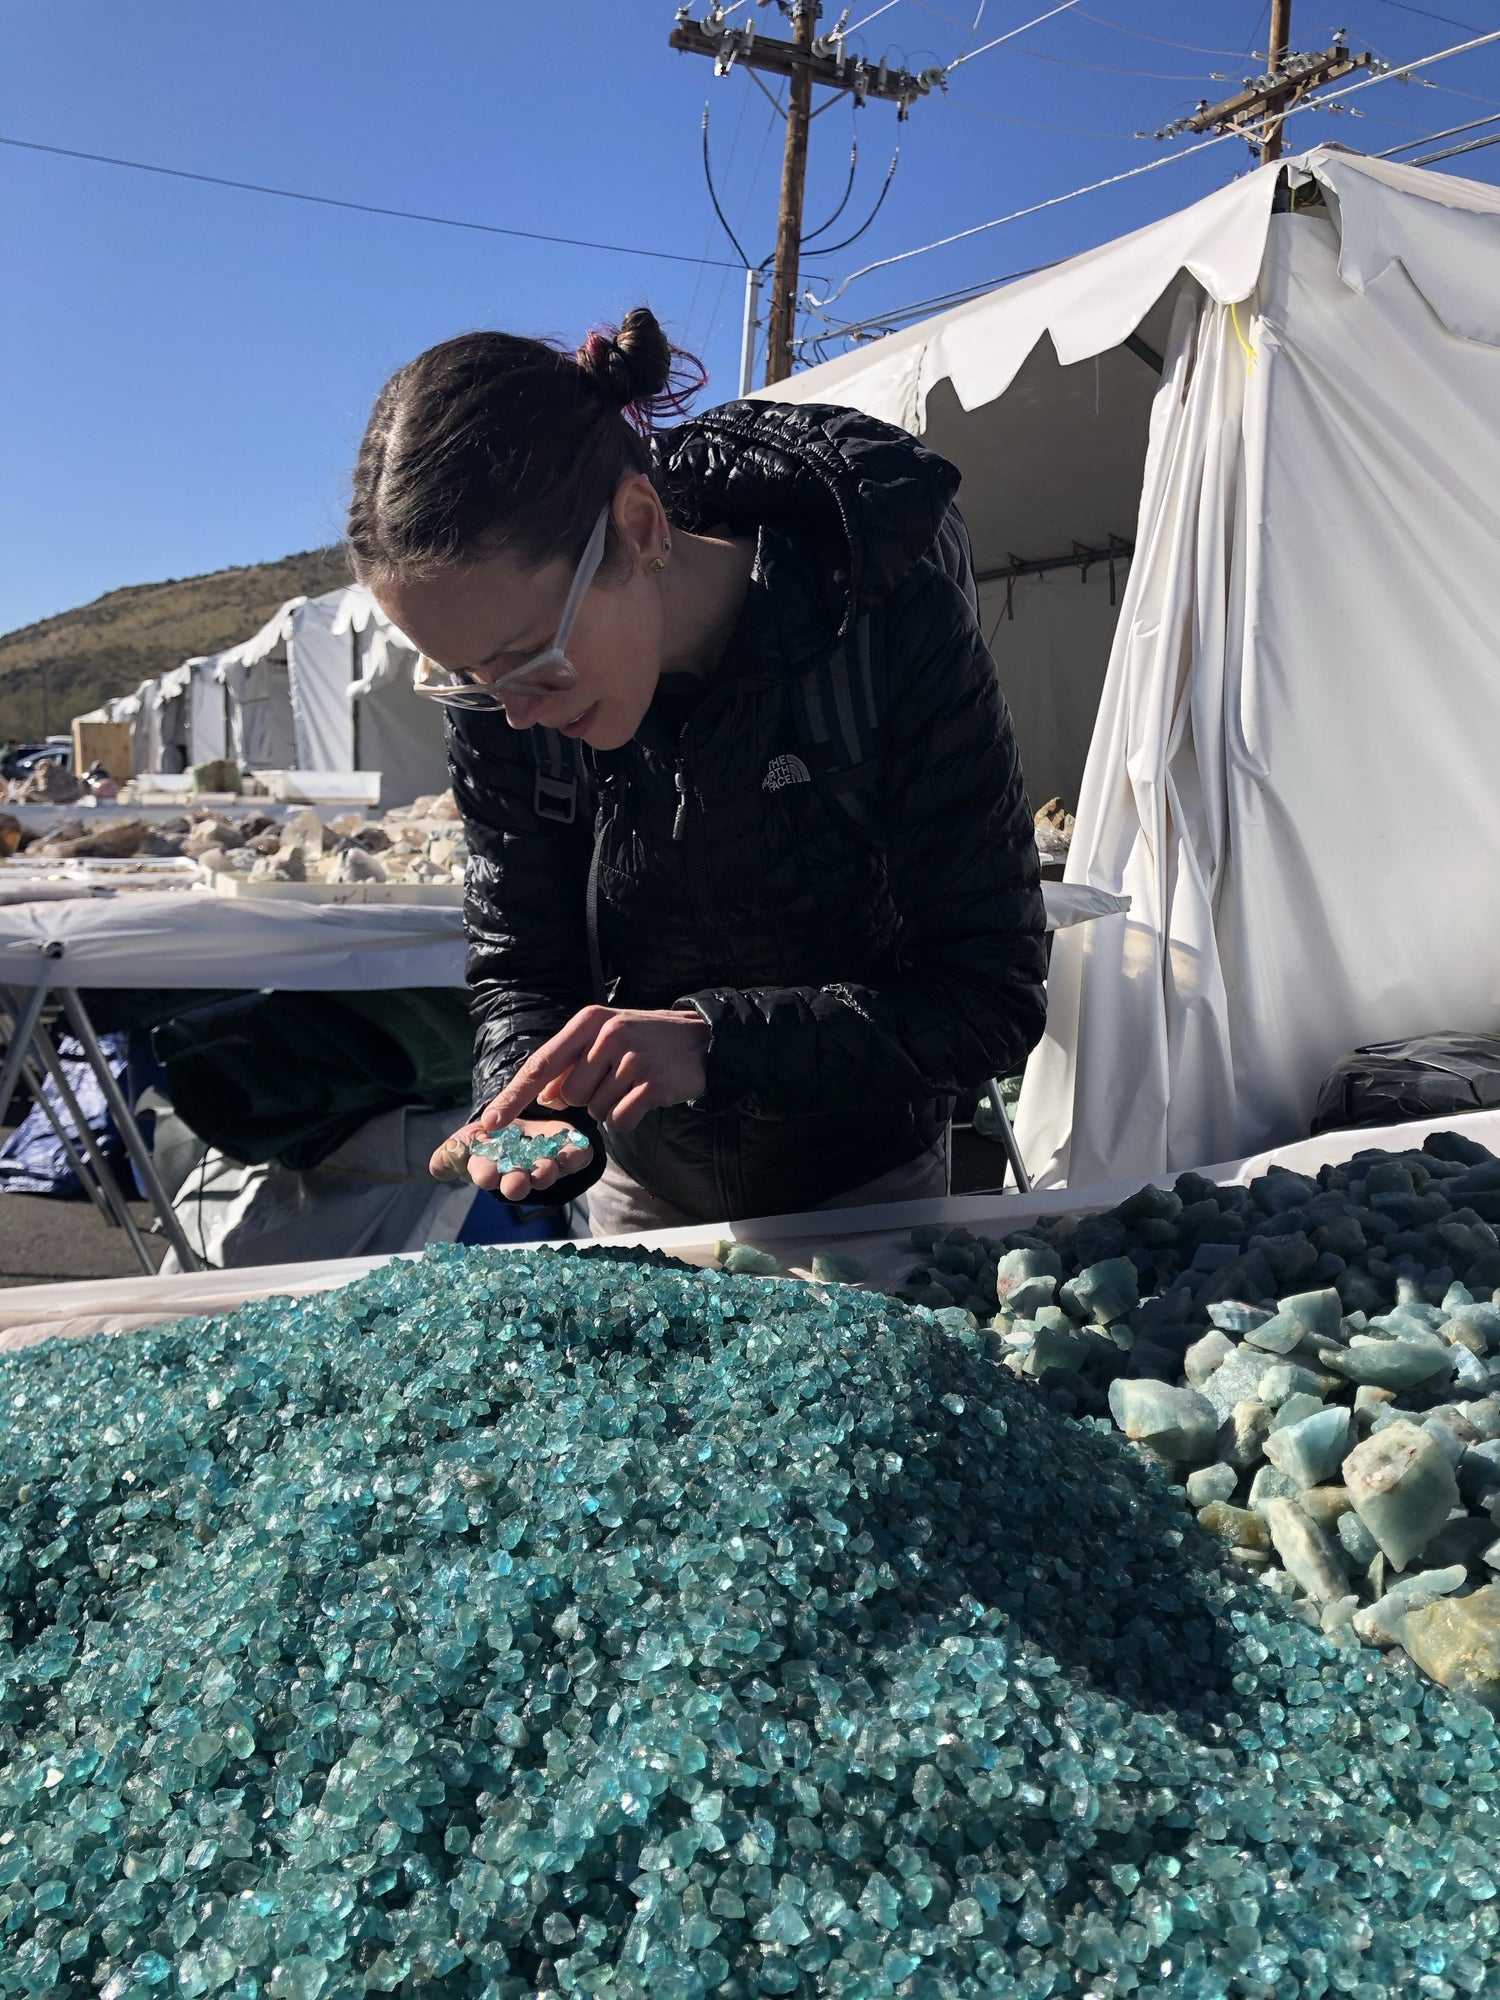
[1458,1439,1500,1508]
[1262,1406,1352,1490]
[1185,1462,1238,1509]
[1344,1421,1462,1570]
[1262,1498,1351,1604]
[1107,1379,1218,1461]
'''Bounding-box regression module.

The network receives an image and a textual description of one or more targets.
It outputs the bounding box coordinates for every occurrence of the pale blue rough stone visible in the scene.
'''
[1185,1462,1238,1508]
[1280,1287,1346,1342]
[1263,1406,1352,1489]
[1059,1256,1139,1326]
[1322,1335,1455,1391]
[1242,1311,1310,1356]
[1108,1378,1217,1459]
[1345,1420,1462,1568]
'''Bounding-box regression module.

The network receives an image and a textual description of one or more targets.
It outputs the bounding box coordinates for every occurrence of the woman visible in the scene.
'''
[348,309,1046,1234]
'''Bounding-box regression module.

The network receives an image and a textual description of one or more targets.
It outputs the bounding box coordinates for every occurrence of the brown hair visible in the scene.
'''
[347,308,705,585]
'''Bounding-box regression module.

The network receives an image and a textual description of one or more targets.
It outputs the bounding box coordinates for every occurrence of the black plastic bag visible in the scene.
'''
[153,989,473,1169]
[1311,1030,1500,1136]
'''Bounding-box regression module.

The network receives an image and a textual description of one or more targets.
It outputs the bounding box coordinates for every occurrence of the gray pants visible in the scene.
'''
[583,1130,951,1239]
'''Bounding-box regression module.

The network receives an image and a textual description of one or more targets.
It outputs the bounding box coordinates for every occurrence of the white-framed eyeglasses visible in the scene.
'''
[412,504,610,712]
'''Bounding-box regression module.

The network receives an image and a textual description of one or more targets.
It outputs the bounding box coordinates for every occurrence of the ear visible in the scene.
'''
[611,474,667,569]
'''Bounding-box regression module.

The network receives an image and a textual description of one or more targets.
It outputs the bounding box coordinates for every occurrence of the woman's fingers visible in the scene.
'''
[480,1009,609,1128]
[608,1081,658,1132]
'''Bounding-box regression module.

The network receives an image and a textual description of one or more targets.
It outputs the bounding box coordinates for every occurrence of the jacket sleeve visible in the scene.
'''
[448,711,605,1199]
[678,564,1048,1116]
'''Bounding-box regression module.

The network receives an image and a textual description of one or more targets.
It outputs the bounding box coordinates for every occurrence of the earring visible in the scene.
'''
[649,556,666,575]
[662,536,672,553]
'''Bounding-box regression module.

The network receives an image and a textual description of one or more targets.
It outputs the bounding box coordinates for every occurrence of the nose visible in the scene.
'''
[499,689,546,731]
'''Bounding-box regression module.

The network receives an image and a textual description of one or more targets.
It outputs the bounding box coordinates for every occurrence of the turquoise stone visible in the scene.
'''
[467,1122,589,1173]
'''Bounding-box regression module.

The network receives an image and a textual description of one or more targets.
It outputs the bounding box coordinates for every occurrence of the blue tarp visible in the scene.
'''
[0,1031,151,1199]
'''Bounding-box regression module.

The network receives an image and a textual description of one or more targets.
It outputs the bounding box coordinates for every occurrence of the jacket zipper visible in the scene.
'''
[672,763,689,842]
[667,744,741,1219]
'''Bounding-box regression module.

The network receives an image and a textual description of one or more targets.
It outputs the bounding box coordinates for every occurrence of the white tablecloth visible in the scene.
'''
[0,889,466,991]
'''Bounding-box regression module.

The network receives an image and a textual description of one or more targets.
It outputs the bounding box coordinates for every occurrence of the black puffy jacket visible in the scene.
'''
[448,399,1047,1222]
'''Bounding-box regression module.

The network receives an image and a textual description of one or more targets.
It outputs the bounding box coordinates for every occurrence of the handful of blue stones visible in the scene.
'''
[4,1233,1500,1999]
[466,1126,590,1175]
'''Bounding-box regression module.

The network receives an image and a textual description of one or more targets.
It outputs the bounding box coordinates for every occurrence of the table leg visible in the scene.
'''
[59,989,204,1273]
[984,1078,1033,1195]
[0,983,48,1129]
[16,1046,129,1233]
[9,997,158,1273]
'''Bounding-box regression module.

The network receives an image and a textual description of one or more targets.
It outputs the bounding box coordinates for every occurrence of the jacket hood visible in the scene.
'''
[651,400,961,639]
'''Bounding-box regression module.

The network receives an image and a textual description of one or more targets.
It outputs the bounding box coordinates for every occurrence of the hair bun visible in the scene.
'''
[577,308,707,433]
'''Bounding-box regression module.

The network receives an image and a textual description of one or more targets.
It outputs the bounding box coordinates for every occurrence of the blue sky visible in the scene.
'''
[3,0,1497,634]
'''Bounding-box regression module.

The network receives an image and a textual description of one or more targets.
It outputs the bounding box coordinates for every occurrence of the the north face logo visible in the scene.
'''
[763,753,811,793]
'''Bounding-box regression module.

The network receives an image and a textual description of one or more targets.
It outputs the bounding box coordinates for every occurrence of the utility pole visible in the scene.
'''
[1154,27,1378,161]
[766,2,817,385]
[1263,0,1294,162]
[670,4,940,385]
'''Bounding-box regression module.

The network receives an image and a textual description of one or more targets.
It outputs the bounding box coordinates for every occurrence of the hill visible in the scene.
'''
[0,547,353,741]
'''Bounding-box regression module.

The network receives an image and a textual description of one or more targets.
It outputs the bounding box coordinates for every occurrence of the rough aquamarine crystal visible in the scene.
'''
[1261,1497,1350,1603]
[1262,1404,1352,1488]
[1344,1418,1462,1568]
[466,1122,589,1172]
[1184,1460,1237,1508]
[1107,1378,1218,1459]
[10,1145,1500,1992]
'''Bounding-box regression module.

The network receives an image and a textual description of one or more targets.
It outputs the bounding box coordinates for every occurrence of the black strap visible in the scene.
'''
[532,726,580,825]
[585,813,607,1004]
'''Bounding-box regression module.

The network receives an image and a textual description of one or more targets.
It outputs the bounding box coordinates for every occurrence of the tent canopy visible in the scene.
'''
[284,587,448,807]
[763,149,1500,1184]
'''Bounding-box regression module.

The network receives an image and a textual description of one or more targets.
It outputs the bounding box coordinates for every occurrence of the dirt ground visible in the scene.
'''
[0,1125,1013,1292]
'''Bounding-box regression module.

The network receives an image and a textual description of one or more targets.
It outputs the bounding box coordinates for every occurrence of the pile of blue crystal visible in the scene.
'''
[899,1129,1500,1708]
[4,1240,1500,1998]
[467,1125,590,1174]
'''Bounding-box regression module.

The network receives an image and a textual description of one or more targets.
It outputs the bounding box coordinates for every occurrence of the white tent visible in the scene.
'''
[763,149,1500,1187]
[216,602,300,773]
[129,678,162,776]
[185,656,230,766]
[286,586,448,808]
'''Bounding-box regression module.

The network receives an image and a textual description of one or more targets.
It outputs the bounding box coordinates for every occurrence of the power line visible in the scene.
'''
[1073,10,1255,58]
[1367,0,1483,30]
[1377,109,1500,154]
[813,128,1235,308]
[0,133,746,271]
[943,0,1081,73]
[1410,126,1500,163]
[812,24,1500,309]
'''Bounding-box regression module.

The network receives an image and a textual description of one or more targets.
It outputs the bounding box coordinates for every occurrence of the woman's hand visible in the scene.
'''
[429,1116,593,1204]
[486,1005,710,1135]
